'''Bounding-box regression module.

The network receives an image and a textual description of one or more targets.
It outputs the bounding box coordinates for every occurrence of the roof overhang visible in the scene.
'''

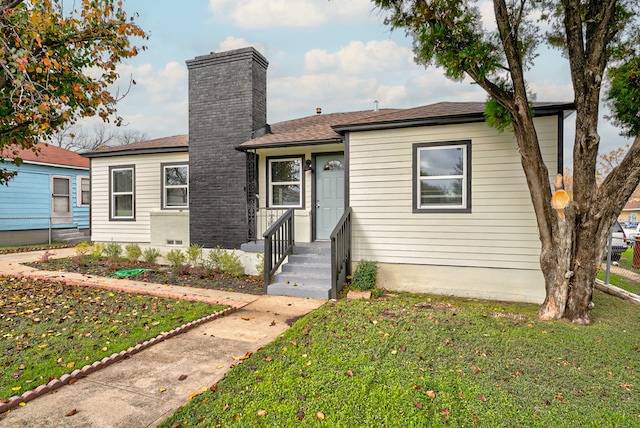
[236,138,343,152]
[333,102,576,134]
[82,146,189,158]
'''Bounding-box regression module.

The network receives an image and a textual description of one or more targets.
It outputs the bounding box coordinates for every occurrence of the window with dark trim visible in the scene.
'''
[268,157,302,208]
[413,140,471,213]
[110,165,135,220]
[161,163,188,209]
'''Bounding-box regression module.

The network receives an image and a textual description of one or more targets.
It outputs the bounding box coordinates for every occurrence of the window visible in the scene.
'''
[162,164,188,209]
[110,166,135,220]
[268,157,302,208]
[413,141,471,213]
[77,176,90,207]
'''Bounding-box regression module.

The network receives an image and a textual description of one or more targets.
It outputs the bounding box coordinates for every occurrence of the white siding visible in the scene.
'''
[348,116,559,272]
[90,153,189,243]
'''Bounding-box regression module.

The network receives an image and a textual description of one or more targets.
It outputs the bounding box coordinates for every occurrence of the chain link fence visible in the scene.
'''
[601,233,640,296]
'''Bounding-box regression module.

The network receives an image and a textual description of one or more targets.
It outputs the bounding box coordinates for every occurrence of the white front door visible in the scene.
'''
[315,154,345,240]
[51,176,71,224]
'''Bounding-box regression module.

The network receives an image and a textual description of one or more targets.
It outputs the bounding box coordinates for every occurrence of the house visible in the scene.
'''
[619,200,640,226]
[0,143,90,245]
[84,47,574,303]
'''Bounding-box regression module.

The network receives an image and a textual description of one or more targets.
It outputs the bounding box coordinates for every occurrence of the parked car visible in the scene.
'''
[625,223,640,245]
[609,221,629,262]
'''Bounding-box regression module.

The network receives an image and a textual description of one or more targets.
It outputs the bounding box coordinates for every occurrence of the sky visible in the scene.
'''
[81,0,633,165]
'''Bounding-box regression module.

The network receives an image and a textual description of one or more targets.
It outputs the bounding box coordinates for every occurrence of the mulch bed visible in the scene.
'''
[24,257,265,295]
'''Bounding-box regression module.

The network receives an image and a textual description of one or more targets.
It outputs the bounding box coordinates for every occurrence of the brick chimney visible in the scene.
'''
[186,47,268,249]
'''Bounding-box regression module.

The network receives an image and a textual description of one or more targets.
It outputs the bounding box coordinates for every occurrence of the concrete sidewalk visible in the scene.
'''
[0,249,325,427]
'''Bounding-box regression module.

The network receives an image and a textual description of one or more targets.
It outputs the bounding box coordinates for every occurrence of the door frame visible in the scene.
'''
[51,175,72,225]
[311,151,346,241]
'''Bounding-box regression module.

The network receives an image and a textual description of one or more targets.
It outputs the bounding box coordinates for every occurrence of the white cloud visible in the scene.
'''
[217,36,267,56]
[207,0,373,29]
[304,40,414,75]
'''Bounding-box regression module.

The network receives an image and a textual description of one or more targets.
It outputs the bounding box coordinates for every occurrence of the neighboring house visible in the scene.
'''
[619,200,640,226]
[85,47,574,304]
[0,143,90,245]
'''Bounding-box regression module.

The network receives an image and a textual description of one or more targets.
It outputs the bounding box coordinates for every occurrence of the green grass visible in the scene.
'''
[0,242,73,254]
[161,292,640,427]
[618,247,640,273]
[0,276,227,400]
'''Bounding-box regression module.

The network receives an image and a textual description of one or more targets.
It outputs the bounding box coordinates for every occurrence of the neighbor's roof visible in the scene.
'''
[82,134,189,158]
[237,109,402,150]
[623,200,640,211]
[2,143,89,169]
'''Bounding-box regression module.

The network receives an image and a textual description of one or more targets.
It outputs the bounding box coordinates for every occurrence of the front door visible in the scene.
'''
[315,154,345,240]
[51,176,71,224]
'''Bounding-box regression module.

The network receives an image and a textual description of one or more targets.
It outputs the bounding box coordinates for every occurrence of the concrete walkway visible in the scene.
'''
[0,249,325,427]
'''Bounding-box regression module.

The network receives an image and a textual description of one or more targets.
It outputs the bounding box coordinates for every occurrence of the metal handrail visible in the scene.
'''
[263,208,295,287]
[330,207,352,300]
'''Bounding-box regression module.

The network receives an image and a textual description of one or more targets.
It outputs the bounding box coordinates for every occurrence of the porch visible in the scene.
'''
[242,208,352,300]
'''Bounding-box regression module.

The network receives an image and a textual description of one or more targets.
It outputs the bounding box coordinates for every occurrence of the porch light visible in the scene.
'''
[304,159,314,173]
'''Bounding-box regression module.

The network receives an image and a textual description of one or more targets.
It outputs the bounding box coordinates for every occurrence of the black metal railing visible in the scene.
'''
[330,207,352,300]
[263,209,295,287]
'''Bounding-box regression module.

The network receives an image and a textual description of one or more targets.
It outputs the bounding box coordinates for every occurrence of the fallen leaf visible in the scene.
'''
[621,383,633,391]
[296,411,305,420]
[270,320,276,326]
[158,387,167,393]
[178,374,188,381]
[265,357,272,362]
[189,386,208,399]
[426,390,436,399]
[414,402,423,409]
[477,395,487,402]
[171,423,181,428]
[257,409,267,417]
[315,411,325,420]
[240,316,253,321]
[65,409,78,417]
[441,408,451,416]
[346,370,353,377]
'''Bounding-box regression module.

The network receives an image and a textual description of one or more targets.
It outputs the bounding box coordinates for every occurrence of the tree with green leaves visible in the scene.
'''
[0,0,147,184]
[373,0,640,323]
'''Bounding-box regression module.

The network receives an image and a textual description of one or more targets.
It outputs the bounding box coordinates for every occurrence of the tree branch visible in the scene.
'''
[0,0,24,14]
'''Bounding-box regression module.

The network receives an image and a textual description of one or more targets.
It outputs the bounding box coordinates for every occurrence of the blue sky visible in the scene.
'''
[88,0,632,164]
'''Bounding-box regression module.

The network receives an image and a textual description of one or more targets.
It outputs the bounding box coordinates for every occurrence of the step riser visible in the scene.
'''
[267,244,332,299]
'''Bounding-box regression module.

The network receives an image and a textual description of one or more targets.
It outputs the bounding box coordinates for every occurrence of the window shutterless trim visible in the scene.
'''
[77,176,90,207]
[266,155,304,209]
[161,162,189,210]
[412,140,472,214]
[109,165,135,221]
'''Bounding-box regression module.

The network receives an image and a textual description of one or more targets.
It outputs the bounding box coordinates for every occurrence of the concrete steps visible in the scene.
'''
[52,228,89,244]
[267,242,332,299]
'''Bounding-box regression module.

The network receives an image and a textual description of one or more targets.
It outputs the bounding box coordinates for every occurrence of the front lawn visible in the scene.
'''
[161,291,640,427]
[0,276,226,401]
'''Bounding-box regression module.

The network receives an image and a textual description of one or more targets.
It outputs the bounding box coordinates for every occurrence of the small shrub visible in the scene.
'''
[351,259,378,291]
[124,243,142,262]
[103,242,122,259]
[220,250,244,278]
[40,250,54,262]
[255,253,264,278]
[75,241,91,258]
[207,246,244,277]
[207,246,224,270]
[187,244,204,268]
[142,247,162,264]
[90,243,105,259]
[166,249,187,269]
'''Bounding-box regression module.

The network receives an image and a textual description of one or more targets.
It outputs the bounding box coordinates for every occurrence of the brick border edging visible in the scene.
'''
[0,306,236,414]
